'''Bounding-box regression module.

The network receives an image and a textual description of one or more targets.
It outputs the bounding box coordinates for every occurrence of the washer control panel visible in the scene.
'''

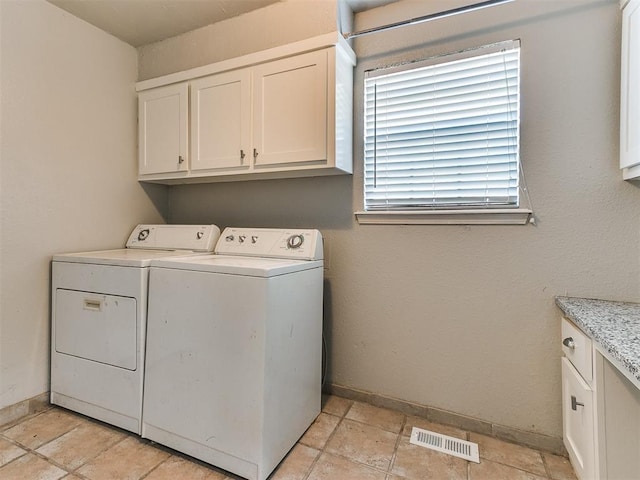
[125,224,221,252]
[215,228,323,260]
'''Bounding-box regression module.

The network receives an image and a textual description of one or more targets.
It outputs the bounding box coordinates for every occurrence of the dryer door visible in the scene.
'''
[54,289,137,370]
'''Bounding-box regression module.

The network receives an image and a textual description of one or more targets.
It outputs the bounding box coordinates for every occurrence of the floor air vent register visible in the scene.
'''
[410,427,480,463]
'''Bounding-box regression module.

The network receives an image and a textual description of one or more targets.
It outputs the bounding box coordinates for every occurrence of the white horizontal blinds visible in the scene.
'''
[364,41,520,210]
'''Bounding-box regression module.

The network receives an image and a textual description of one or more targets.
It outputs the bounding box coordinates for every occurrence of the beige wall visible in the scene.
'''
[0,0,167,410]
[137,0,343,80]
[138,0,640,439]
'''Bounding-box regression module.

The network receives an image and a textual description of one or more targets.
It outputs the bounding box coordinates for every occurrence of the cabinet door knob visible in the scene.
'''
[571,395,584,411]
[562,337,575,350]
[253,148,259,159]
[178,155,185,164]
[240,150,246,160]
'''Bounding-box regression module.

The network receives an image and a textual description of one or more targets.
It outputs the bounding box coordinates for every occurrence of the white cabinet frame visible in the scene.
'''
[138,83,189,176]
[137,33,355,184]
[621,0,640,179]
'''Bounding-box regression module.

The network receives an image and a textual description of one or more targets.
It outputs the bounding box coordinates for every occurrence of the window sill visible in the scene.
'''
[355,209,533,225]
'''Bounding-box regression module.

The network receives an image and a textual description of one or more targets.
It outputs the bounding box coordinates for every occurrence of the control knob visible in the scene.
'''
[138,229,150,241]
[287,234,304,249]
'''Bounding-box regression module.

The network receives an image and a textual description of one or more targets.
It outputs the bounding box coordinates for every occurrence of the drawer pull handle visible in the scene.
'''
[562,337,575,350]
[571,395,584,411]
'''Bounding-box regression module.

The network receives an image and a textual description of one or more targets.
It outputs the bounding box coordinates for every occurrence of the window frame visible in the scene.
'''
[355,40,532,226]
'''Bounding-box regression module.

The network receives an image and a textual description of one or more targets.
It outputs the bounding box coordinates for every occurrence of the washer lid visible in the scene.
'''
[151,255,323,277]
[52,249,210,267]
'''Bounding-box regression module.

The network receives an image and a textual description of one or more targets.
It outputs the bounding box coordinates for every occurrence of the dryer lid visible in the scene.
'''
[52,248,212,267]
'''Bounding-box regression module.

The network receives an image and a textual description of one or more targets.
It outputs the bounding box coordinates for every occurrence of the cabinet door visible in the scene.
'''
[138,83,188,175]
[562,357,596,480]
[252,50,327,167]
[191,69,251,172]
[599,355,640,480]
[621,0,640,171]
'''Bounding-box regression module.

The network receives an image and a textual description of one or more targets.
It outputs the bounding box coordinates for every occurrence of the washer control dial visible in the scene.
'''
[287,234,304,249]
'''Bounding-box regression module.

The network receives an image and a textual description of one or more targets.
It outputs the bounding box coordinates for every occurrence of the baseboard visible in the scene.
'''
[0,392,50,428]
[324,383,566,456]
[1,387,566,457]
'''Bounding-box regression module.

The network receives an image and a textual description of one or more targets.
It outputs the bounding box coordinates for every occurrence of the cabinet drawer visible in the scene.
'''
[562,317,593,383]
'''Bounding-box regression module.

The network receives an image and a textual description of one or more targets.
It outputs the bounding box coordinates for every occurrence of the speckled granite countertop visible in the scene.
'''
[555,296,640,388]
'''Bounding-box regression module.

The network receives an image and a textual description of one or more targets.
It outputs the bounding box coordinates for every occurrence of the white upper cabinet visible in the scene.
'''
[190,68,251,173]
[138,83,188,176]
[621,0,640,179]
[136,34,355,184]
[252,50,328,168]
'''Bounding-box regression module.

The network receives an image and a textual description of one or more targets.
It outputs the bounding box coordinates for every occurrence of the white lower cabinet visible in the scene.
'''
[562,357,596,479]
[561,318,597,479]
[596,354,640,479]
[561,316,640,479]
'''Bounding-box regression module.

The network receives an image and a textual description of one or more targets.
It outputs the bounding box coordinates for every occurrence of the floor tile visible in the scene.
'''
[77,436,170,480]
[0,400,577,480]
[2,409,83,449]
[145,455,227,480]
[469,458,547,479]
[0,452,67,480]
[543,452,577,480]
[321,395,352,417]
[307,452,387,480]
[269,444,319,480]
[346,401,405,434]
[36,420,126,470]
[299,413,340,450]
[0,437,27,467]
[402,416,467,440]
[390,439,467,480]
[325,418,397,470]
[469,432,547,476]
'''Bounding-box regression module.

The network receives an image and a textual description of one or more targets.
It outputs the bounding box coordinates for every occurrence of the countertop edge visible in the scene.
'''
[555,296,640,390]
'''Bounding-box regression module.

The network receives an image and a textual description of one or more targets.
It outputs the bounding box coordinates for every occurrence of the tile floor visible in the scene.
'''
[0,395,576,480]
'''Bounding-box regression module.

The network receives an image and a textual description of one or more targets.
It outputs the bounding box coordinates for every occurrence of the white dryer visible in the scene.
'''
[50,224,220,434]
[142,227,324,480]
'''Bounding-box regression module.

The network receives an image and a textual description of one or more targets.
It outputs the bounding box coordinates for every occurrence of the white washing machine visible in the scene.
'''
[142,227,324,480]
[50,224,221,434]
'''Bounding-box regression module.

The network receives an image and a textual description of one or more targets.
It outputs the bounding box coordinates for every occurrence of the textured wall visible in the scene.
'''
[139,0,639,439]
[0,0,167,410]
[137,0,341,80]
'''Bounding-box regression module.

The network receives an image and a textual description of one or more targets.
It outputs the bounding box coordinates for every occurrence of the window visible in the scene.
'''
[357,40,531,225]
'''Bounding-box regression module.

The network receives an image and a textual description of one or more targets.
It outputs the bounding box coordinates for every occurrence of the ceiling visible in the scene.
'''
[47,0,396,48]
